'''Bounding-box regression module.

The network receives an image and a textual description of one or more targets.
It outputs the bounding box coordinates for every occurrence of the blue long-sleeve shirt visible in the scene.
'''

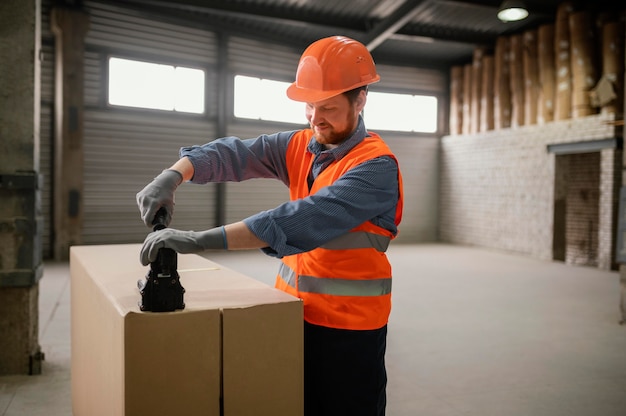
[179,117,399,258]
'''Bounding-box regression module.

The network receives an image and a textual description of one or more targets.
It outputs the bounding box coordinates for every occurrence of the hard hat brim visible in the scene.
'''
[286,83,349,103]
[286,77,380,103]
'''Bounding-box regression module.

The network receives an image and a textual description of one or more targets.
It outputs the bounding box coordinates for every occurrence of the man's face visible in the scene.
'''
[305,91,366,148]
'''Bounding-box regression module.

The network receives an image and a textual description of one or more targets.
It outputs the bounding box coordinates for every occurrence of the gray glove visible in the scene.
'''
[136,169,183,227]
[140,227,226,265]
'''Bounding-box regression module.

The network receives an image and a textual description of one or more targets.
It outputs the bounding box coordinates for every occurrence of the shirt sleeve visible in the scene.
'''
[243,156,400,258]
[179,131,296,185]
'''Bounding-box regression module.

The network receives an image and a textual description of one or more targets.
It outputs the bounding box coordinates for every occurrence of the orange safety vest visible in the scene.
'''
[275,129,404,330]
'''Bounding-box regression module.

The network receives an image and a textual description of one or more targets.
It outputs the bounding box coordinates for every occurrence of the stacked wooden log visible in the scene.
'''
[448,3,624,135]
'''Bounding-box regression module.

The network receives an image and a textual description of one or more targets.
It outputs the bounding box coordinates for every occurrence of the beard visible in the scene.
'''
[311,108,358,147]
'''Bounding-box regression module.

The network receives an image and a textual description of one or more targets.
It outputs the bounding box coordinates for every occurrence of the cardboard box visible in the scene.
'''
[70,244,303,416]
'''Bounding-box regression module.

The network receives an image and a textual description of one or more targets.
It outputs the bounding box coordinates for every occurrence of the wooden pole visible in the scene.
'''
[538,24,556,124]
[523,29,539,125]
[449,65,464,135]
[480,55,495,132]
[470,48,486,134]
[600,19,625,116]
[494,36,511,129]
[569,10,599,118]
[554,2,574,120]
[462,63,472,135]
[509,34,525,127]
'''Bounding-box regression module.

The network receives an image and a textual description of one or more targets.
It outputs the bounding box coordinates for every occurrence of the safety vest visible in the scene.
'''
[275,129,404,330]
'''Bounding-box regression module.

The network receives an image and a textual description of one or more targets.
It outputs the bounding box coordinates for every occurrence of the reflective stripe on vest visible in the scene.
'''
[320,231,391,252]
[278,263,392,296]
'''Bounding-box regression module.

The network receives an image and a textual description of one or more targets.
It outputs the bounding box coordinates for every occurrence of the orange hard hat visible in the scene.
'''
[286,36,380,102]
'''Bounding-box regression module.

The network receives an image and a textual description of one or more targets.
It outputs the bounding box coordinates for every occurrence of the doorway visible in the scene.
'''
[553,152,601,267]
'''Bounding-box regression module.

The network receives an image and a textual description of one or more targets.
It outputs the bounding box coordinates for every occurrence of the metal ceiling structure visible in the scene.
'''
[84,0,621,68]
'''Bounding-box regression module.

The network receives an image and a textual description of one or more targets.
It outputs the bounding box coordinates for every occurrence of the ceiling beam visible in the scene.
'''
[361,0,429,51]
[112,0,501,48]
[114,0,366,31]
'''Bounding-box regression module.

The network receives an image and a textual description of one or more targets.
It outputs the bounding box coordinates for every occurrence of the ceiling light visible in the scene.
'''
[497,0,529,22]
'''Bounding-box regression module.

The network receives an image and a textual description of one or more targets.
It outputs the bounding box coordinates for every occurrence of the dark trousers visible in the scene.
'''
[304,321,387,416]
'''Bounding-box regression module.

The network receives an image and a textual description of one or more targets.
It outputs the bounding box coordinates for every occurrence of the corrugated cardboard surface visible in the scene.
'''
[223,301,304,416]
[70,244,303,416]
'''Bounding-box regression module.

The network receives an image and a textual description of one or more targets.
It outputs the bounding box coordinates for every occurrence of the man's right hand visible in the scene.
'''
[136,169,183,227]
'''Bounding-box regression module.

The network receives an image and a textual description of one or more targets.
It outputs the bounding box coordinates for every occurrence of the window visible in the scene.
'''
[366,92,438,133]
[233,74,438,133]
[108,57,205,114]
[234,75,303,124]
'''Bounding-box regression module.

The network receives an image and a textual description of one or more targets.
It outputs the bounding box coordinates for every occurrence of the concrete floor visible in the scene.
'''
[1,243,626,415]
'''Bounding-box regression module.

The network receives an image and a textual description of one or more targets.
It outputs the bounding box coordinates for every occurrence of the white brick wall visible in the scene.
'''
[440,113,621,268]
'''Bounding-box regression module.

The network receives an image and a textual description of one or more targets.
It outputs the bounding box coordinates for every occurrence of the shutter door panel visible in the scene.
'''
[83,111,217,244]
[80,0,218,244]
[376,64,445,94]
[85,1,217,63]
[228,36,300,80]
[224,36,299,223]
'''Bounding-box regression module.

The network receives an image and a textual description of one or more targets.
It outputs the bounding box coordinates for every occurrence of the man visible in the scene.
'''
[137,35,403,416]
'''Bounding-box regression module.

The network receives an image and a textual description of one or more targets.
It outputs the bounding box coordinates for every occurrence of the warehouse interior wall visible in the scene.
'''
[440,115,622,270]
[38,0,444,260]
[35,0,626,272]
[443,4,625,271]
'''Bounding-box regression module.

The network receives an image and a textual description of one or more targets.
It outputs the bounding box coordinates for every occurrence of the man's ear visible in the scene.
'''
[356,89,367,113]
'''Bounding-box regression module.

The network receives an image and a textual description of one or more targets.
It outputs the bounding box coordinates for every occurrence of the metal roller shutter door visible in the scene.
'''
[83,0,218,244]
